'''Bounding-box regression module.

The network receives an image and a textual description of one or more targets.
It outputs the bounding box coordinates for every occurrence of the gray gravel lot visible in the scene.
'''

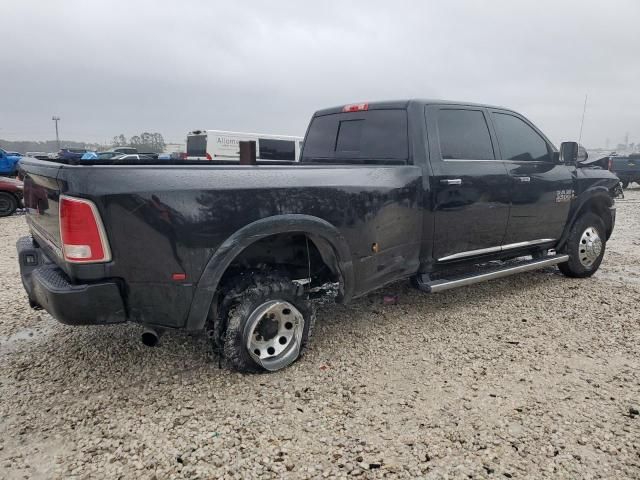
[1,189,639,479]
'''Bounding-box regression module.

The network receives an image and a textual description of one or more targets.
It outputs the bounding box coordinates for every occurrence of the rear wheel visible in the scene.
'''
[558,213,606,278]
[221,274,315,373]
[0,192,18,217]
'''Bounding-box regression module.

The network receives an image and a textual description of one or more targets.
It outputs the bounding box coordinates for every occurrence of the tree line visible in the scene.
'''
[112,132,165,153]
[0,139,101,154]
[1,132,166,155]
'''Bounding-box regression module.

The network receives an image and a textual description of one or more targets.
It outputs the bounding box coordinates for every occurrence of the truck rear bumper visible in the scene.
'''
[17,236,126,325]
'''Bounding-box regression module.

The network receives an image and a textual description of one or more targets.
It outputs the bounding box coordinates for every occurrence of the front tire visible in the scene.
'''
[0,192,18,217]
[221,274,315,373]
[558,212,606,278]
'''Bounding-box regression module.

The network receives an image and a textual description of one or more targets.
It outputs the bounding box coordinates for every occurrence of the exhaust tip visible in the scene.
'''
[141,328,160,347]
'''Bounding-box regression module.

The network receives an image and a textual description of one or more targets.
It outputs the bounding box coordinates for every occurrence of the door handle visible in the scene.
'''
[515,176,531,183]
[440,178,462,186]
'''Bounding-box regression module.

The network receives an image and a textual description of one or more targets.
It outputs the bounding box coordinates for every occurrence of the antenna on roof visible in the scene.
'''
[578,93,588,145]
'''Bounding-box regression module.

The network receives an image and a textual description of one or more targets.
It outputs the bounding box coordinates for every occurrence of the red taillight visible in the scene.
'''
[206,153,212,160]
[59,196,111,263]
[342,103,369,112]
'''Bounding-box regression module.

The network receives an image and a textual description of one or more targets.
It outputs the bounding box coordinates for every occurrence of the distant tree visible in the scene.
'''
[108,132,166,153]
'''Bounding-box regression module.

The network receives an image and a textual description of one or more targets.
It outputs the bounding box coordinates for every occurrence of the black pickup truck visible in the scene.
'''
[17,100,620,372]
[608,154,640,188]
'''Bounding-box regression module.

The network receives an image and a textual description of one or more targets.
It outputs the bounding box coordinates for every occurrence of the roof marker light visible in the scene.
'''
[342,103,369,113]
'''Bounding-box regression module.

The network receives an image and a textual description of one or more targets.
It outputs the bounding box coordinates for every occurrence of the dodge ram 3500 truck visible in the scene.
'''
[17,100,619,372]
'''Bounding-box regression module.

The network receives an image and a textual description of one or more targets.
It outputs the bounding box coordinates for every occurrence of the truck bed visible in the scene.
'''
[19,157,423,328]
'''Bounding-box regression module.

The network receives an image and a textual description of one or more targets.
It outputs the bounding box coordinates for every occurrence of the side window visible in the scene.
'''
[492,113,551,162]
[437,109,495,160]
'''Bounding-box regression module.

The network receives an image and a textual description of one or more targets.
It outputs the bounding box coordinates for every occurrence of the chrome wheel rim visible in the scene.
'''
[578,226,602,267]
[244,300,304,371]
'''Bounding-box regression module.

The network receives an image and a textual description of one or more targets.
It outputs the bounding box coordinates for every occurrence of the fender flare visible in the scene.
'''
[557,187,614,249]
[184,214,354,331]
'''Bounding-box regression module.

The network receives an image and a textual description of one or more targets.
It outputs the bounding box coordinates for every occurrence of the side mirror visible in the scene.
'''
[559,142,588,165]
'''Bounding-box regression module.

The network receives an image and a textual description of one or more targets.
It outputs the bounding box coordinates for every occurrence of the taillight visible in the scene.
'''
[342,103,369,112]
[59,196,111,263]
[206,153,212,160]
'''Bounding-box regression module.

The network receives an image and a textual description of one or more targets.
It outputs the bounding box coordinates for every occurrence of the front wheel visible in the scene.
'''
[558,213,606,278]
[221,274,315,373]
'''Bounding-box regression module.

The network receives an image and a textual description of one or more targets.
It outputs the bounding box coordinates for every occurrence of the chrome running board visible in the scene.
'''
[417,254,569,293]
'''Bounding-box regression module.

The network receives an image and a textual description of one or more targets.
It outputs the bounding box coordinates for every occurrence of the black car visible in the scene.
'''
[16,99,619,373]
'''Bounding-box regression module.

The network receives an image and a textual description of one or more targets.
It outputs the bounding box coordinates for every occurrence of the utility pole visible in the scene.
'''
[52,116,61,150]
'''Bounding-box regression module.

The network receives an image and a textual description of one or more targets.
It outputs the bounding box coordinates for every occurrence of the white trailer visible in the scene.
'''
[186,130,303,162]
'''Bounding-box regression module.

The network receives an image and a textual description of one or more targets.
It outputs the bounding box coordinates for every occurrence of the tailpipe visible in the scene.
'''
[141,327,162,347]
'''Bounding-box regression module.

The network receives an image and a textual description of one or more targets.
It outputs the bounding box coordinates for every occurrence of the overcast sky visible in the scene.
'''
[2,0,639,148]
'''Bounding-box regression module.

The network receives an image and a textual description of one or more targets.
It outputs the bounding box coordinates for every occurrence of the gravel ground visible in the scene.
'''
[1,189,639,479]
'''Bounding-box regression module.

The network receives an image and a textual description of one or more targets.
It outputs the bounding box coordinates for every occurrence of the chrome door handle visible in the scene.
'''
[515,176,531,183]
[440,178,462,185]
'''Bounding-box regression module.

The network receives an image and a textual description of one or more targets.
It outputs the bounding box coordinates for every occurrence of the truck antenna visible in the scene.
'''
[578,93,588,145]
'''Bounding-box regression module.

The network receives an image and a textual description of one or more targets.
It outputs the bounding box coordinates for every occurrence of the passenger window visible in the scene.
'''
[437,109,495,160]
[492,113,551,162]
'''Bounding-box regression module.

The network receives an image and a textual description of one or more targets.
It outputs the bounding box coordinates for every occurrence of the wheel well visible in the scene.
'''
[218,232,340,292]
[580,196,614,239]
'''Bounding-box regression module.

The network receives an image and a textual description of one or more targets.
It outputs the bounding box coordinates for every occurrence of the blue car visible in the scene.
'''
[0,149,22,176]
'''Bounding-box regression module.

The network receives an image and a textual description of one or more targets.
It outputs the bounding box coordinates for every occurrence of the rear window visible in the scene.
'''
[301,109,408,163]
[187,134,207,157]
[259,138,295,161]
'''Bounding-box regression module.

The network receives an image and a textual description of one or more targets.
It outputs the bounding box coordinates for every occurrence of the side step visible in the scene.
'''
[416,254,569,293]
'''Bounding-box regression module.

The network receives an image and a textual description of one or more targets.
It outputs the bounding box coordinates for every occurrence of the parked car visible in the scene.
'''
[110,154,156,161]
[608,154,640,188]
[0,176,23,217]
[0,149,22,176]
[96,151,124,160]
[25,152,50,160]
[56,148,90,161]
[113,147,138,155]
[17,99,620,373]
[186,130,303,161]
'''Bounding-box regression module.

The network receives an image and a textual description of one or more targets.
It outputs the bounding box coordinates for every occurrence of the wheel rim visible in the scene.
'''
[578,226,602,268]
[244,300,304,371]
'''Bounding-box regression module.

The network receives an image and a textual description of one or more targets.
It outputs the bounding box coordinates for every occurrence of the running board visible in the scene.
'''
[417,255,569,293]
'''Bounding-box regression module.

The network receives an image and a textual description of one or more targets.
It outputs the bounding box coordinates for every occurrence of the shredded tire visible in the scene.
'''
[220,273,315,373]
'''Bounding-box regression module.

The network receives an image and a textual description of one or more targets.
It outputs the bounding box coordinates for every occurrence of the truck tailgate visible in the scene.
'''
[21,159,65,262]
